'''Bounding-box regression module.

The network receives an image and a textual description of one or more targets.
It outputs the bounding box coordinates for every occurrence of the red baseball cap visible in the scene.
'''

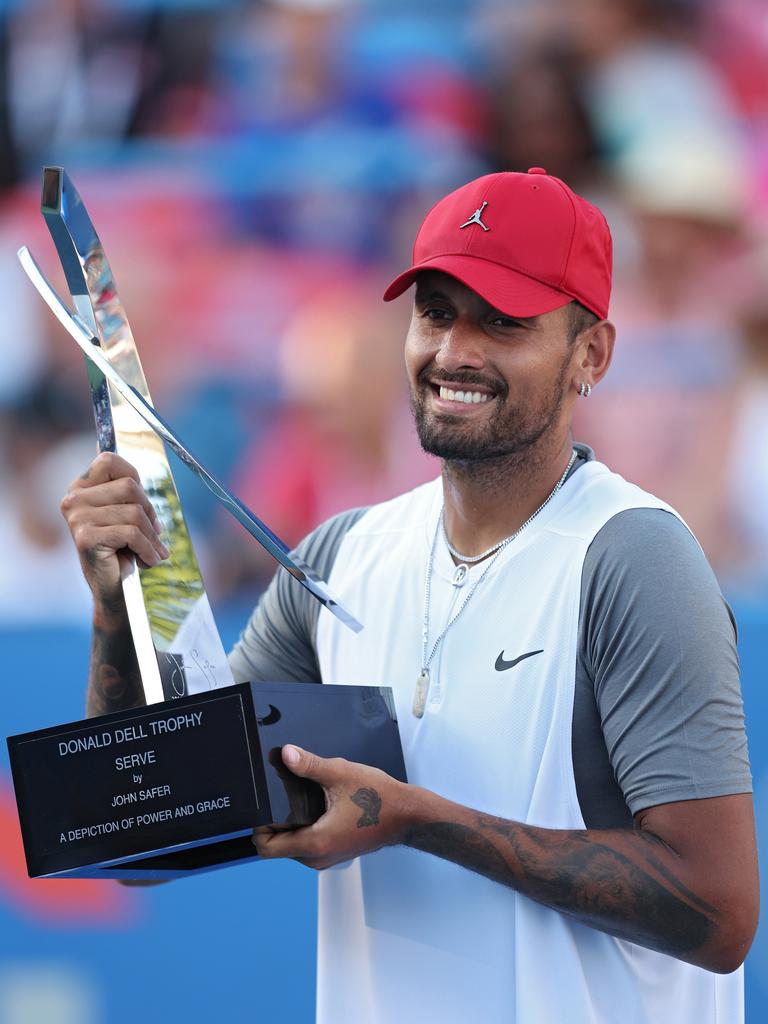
[383,168,612,320]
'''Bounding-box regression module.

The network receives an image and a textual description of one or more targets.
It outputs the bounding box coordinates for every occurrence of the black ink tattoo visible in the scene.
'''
[351,788,381,828]
[405,821,510,878]
[405,814,716,962]
[86,624,144,718]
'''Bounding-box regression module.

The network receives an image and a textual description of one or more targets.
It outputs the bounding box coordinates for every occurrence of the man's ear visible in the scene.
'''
[576,319,615,389]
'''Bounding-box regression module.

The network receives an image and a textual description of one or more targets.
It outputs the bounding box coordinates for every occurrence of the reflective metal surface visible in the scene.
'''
[38,167,232,704]
[18,246,363,634]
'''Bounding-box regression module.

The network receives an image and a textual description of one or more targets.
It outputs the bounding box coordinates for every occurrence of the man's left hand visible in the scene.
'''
[252,745,414,870]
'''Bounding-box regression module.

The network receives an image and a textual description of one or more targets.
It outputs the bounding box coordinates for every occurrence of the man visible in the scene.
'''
[62,169,757,1023]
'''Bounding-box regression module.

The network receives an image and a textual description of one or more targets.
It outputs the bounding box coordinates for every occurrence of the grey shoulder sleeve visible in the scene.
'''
[228,507,368,684]
[578,508,752,816]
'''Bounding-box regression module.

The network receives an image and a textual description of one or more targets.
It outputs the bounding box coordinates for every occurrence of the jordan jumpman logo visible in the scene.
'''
[459,201,490,231]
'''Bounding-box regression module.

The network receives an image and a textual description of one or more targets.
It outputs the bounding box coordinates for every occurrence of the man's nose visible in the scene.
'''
[434,321,486,373]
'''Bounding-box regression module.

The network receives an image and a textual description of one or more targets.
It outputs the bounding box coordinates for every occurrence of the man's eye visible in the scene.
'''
[421,308,452,321]
[488,316,520,328]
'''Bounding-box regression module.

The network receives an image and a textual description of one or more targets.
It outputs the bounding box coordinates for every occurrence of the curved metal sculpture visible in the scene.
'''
[20,168,361,704]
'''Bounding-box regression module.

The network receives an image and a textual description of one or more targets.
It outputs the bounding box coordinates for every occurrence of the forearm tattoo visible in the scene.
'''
[404,814,717,960]
[86,624,145,718]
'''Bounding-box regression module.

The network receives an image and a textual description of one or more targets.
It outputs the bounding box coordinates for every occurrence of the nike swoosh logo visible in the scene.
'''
[495,649,543,672]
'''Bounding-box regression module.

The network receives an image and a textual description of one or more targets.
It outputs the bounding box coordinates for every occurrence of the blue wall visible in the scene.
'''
[1,603,765,1021]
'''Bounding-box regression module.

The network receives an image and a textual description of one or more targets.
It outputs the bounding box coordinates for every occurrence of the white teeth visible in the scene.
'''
[439,386,490,404]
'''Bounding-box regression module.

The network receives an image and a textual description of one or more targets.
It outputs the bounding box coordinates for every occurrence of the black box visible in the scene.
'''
[7,681,406,879]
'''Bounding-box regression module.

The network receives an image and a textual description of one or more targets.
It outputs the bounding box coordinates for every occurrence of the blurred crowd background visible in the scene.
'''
[2,0,768,620]
[2,0,768,1021]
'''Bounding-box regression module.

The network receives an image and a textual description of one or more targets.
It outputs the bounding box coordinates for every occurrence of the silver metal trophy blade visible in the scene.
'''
[40,166,231,703]
[18,246,363,634]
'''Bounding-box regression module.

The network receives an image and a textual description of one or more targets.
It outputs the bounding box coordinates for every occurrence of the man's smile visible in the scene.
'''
[427,378,499,412]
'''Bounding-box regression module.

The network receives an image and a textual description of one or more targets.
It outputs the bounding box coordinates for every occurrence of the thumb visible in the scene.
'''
[281,744,335,782]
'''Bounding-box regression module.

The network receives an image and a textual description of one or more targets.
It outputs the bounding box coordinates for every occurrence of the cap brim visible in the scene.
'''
[383,254,574,318]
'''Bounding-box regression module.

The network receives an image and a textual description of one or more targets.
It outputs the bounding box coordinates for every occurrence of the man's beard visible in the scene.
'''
[410,359,570,463]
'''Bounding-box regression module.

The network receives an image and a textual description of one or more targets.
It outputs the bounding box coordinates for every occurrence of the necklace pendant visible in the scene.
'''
[452,564,469,587]
[413,668,430,718]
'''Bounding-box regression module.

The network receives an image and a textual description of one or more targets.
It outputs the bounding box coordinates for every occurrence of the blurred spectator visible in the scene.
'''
[538,0,765,570]
[0,188,50,404]
[575,129,751,564]
[702,0,768,211]
[0,378,94,623]
[485,45,602,193]
[205,0,485,260]
[563,0,744,169]
[0,0,217,188]
[714,243,768,590]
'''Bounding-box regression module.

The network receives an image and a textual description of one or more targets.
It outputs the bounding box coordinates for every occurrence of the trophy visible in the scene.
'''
[7,169,406,879]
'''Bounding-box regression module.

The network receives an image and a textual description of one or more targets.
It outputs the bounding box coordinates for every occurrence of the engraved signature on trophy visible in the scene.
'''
[190,648,218,689]
[166,652,186,697]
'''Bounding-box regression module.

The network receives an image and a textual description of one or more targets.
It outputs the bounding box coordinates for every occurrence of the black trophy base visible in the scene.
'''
[7,681,406,880]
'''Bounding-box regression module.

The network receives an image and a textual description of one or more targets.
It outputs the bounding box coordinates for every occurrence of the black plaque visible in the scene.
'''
[7,682,406,879]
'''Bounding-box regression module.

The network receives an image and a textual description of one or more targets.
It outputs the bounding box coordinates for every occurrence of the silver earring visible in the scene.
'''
[578,382,591,398]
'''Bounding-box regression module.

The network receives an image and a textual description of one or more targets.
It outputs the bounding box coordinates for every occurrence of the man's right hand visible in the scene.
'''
[61,451,169,610]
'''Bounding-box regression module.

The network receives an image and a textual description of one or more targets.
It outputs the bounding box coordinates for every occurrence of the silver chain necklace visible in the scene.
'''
[444,522,519,565]
[413,448,578,718]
